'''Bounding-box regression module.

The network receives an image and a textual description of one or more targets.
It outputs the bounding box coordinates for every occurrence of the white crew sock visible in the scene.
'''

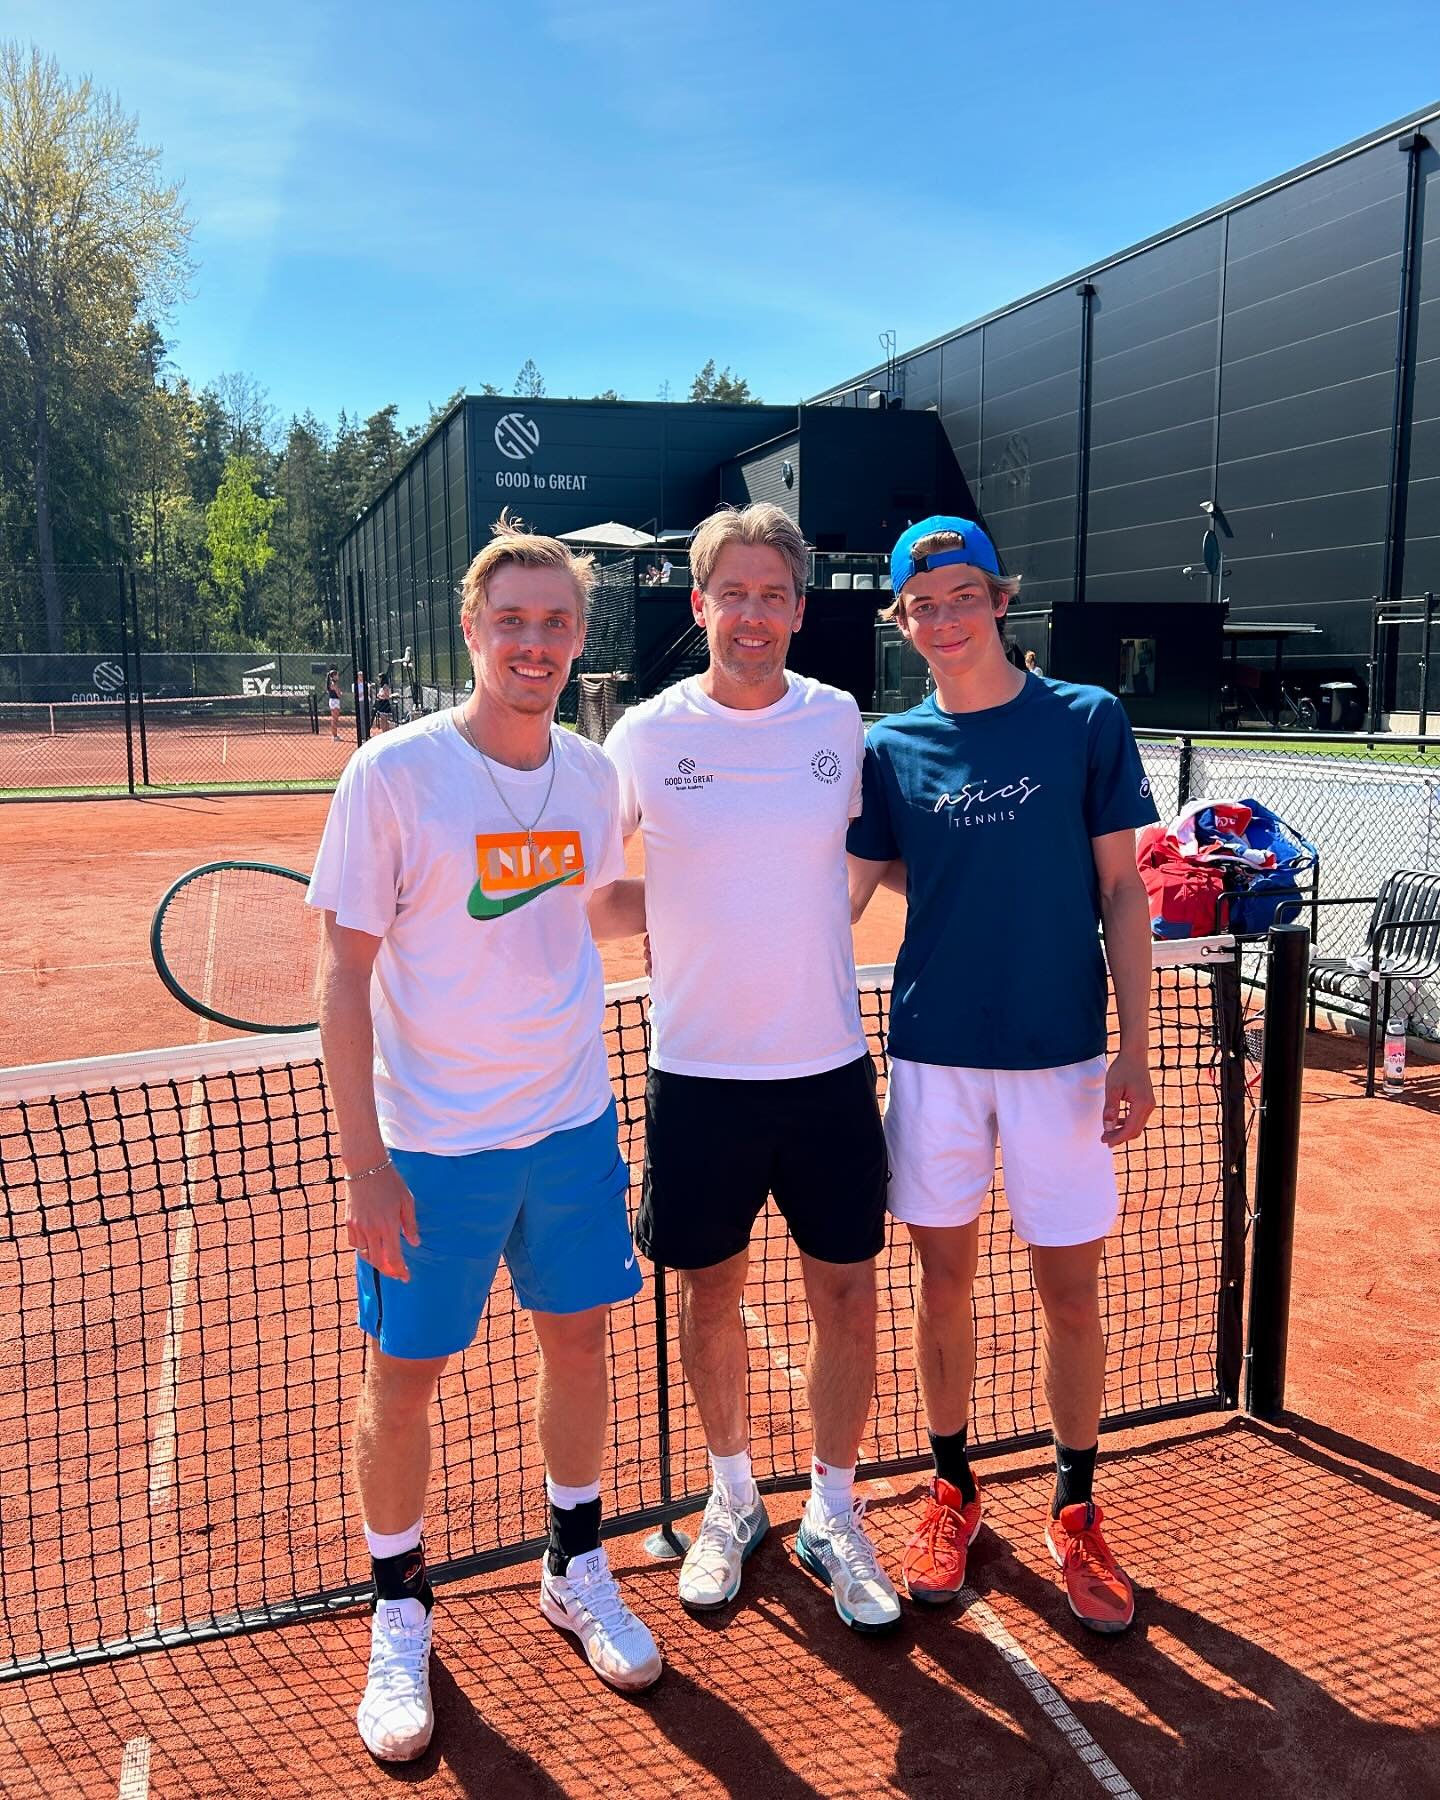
[710,1448,756,1501]
[364,1517,423,1560]
[545,1475,602,1510]
[810,1457,856,1518]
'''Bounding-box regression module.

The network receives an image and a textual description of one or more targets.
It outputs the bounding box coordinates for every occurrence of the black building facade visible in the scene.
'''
[336,396,968,703]
[813,103,1440,719]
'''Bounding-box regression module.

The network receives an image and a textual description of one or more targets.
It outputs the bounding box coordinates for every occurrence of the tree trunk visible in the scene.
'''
[31,368,62,653]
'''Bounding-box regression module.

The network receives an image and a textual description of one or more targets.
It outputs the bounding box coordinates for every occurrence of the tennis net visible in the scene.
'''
[0,938,1246,1680]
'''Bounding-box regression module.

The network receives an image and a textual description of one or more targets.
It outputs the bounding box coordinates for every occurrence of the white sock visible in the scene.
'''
[364,1517,423,1560]
[709,1449,756,1500]
[810,1457,856,1517]
[545,1475,602,1510]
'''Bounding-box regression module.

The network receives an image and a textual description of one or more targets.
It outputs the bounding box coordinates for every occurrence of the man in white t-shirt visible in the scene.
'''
[308,511,662,1764]
[604,502,899,1634]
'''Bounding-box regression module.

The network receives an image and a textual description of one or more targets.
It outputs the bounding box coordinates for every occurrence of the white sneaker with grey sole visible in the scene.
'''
[357,1596,434,1761]
[794,1495,901,1633]
[539,1544,663,1692]
[678,1484,770,1611]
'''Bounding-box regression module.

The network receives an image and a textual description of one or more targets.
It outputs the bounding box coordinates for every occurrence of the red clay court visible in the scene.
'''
[0,795,1437,1799]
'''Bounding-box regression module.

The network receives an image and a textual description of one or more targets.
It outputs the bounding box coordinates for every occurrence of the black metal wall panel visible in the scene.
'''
[978,287,1081,605]
[1404,142,1440,596]
[810,104,1440,704]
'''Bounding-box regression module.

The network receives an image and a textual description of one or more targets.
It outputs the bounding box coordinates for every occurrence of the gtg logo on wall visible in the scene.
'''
[494,413,540,460]
[492,409,590,495]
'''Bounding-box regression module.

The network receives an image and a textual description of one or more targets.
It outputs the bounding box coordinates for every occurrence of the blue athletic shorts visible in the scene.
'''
[355,1098,641,1360]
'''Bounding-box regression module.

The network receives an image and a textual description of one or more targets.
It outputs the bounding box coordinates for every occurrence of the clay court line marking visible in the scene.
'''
[116,1736,151,1799]
[740,1302,805,1388]
[146,876,222,1609]
[960,1586,1141,1798]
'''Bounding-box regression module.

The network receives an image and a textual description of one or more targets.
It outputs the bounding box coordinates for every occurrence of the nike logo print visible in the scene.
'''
[624,1248,636,1270]
[467,865,585,920]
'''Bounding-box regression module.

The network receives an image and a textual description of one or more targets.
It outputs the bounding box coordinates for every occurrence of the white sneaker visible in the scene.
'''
[678,1484,770,1611]
[539,1544,663,1692]
[794,1495,902,1634]
[357,1596,434,1761]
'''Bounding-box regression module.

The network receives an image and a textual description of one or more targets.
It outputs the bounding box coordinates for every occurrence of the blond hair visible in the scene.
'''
[459,509,596,630]
[880,528,1020,623]
[689,503,809,599]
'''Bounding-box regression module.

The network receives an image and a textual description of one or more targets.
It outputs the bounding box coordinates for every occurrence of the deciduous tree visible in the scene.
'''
[0,43,191,648]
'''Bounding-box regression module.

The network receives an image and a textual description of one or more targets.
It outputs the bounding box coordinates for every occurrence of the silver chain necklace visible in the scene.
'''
[453,708,556,854]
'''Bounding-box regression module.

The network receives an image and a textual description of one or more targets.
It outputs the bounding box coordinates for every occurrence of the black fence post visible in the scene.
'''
[1421,591,1434,737]
[1177,734,1194,808]
[129,571,150,788]
[117,565,136,797]
[1245,922,1310,1420]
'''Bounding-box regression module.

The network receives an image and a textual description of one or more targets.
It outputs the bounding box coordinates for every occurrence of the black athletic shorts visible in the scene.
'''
[636,1053,888,1270]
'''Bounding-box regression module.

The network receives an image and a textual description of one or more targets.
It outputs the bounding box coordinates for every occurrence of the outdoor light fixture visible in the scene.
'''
[782,461,794,488]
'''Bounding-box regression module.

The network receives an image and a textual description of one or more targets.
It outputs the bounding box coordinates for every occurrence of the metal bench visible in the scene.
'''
[1308,868,1440,1094]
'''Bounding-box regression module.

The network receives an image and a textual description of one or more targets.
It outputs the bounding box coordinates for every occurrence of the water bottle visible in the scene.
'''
[1383,1017,1407,1097]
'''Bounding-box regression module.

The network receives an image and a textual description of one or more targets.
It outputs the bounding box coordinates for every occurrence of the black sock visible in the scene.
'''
[1052,1441,1098,1519]
[371,1541,433,1613]
[546,1497,602,1576]
[928,1427,977,1505]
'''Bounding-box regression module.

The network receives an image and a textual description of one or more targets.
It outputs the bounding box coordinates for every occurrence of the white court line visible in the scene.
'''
[960,1586,1142,1799]
[145,877,222,1615]
[740,1302,805,1388]
[116,1736,151,1800]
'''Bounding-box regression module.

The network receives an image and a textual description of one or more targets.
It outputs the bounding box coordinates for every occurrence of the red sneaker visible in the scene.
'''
[901,1476,983,1605]
[1044,1501,1135,1634]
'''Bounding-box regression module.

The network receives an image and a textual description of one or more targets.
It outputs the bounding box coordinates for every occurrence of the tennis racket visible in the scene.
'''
[151,861,322,1033]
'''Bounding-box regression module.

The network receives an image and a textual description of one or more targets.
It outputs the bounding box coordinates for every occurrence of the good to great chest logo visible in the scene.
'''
[934,775,1042,828]
[664,755,712,791]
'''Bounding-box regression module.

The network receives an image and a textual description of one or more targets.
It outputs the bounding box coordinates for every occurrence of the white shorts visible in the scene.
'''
[327,697,341,712]
[884,1055,1118,1247]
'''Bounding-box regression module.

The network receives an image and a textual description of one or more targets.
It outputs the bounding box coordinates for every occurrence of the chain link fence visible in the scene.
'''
[1137,731,1440,1040]
[0,567,358,797]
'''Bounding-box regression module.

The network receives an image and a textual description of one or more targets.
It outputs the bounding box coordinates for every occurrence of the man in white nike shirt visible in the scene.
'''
[309,512,661,1763]
[604,503,899,1633]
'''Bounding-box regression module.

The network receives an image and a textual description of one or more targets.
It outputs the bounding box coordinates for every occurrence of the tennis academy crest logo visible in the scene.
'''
[811,748,842,785]
[494,413,541,460]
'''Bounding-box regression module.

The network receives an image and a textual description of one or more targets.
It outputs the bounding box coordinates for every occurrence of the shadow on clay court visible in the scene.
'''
[2,1415,1436,1798]
[1302,1027,1440,1114]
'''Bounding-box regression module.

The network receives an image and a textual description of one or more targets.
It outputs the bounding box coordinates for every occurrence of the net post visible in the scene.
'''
[643,1262,691,1560]
[117,565,136,797]
[1245,922,1310,1420]
[1213,941,1248,1407]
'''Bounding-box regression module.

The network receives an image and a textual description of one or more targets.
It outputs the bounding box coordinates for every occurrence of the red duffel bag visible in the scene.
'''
[1136,823,1227,939]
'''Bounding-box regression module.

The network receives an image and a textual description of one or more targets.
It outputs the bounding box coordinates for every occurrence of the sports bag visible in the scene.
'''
[1224,798,1317,934]
[1137,823,1228,939]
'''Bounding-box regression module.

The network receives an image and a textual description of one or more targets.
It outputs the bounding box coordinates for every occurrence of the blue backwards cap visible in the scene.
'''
[891,516,1001,595]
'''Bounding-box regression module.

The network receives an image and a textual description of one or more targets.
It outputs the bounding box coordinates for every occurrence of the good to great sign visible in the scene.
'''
[488,412,589,491]
[494,470,589,490]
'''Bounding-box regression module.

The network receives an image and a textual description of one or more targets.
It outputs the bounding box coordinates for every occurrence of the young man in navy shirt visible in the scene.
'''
[848,517,1159,1634]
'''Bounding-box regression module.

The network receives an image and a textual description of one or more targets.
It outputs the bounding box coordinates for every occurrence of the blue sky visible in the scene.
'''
[16,0,1440,433]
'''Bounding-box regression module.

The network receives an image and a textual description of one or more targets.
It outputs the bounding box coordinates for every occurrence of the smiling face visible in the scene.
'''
[693,541,804,705]
[463,561,585,717]
[896,563,1011,682]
